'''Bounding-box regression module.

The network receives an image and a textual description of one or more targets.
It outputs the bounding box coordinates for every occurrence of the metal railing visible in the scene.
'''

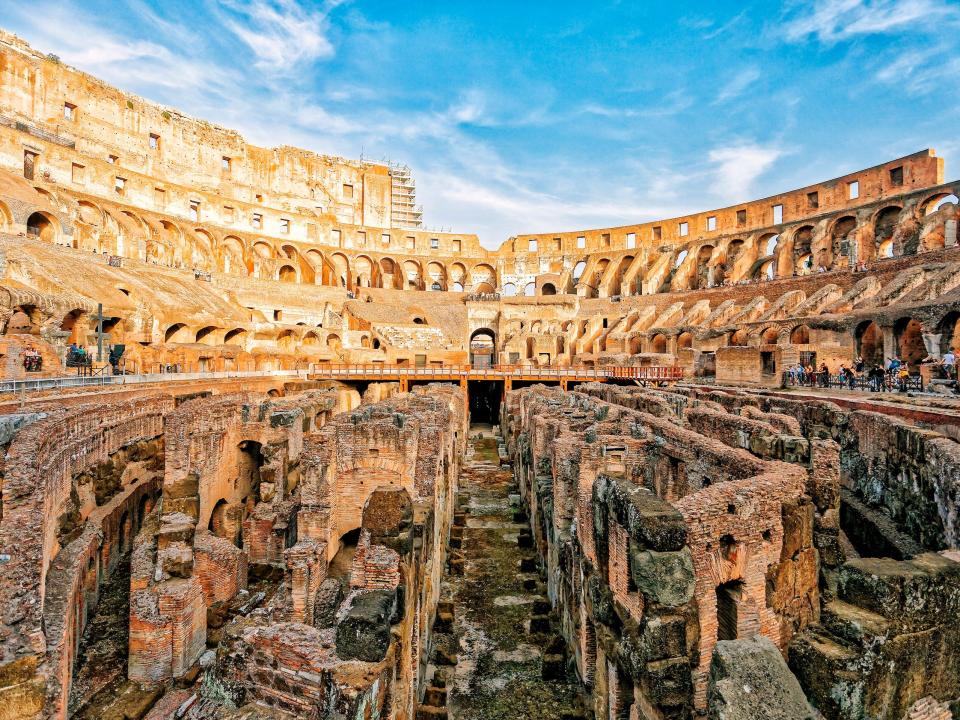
[783,371,924,393]
[0,369,308,396]
[308,363,684,381]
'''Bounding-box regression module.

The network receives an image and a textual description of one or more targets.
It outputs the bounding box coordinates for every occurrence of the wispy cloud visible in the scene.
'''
[219,0,342,73]
[714,66,761,104]
[708,143,785,203]
[783,0,959,43]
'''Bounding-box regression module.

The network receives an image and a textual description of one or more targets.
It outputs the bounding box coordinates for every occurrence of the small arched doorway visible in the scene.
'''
[855,320,883,366]
[26,212,57,243]
[470,328,496,369]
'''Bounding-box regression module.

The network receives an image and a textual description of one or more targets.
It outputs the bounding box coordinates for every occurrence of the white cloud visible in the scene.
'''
[220,0,341,73]
[783,0,958,43]
[708,143,785,202]
[714,66,761,104]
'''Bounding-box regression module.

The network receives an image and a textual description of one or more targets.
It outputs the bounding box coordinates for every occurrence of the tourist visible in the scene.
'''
[943,348,956,379]
[819,361,829,387]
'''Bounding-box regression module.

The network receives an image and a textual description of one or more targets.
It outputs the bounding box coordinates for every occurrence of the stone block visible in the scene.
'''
[630,547,695,606]
[335,589,397,662]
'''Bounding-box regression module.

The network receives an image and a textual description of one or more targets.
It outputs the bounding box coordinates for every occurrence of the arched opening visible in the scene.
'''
[327,334,342,353]
[677,332,693,349]
[224,327,247,346]
[855,320,884,366]
[278,265,297,283]
[502,283,517,297]
[573,260,586,282]
[729,329,748,347]
[762,233,779,257]
[541,282,557,296]
[789,325,810,344]
[874,206,901,259]
[470,328,496,369]
[924,194,959,215]
[792,226,814,275]
[894,317,925,368]
[165,323,189,343]
[695,246,714,288]
[208,499,231,540]
[761,327,780,345]
[60,309,86,345]
[674,250,688,268]
[523,282,536,297]
[195,326,217,345]
[938,311,960,356]
[830,216,857,268]
[452,282,464,292]
[26,212,57,243]
[651,334,667,354]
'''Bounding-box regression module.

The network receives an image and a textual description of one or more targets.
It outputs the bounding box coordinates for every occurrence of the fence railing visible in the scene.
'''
[783,371,924,393]
[308,363,684,381]
[0,369,308,396]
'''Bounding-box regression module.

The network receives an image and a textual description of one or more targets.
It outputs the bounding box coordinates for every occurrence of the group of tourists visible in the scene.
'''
[22,346,42,372]
[787,354,922,393]
[67,343,91,367]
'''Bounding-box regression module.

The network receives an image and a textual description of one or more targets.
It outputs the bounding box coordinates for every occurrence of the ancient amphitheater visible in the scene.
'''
[0,27,958,720]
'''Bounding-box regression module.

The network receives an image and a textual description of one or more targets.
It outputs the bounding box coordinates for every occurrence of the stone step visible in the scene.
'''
[423,684,448,707]
[416,705,448,720]
[528,614,552,634]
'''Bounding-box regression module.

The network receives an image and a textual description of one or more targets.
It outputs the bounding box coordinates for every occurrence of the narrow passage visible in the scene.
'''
[420,425,588,720]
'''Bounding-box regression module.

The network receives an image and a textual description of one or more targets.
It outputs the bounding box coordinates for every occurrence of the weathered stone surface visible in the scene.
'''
[708,636,817,720]
[630,548,695,606]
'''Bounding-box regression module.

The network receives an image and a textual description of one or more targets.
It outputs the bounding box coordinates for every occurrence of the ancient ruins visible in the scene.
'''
[0,28,958,720]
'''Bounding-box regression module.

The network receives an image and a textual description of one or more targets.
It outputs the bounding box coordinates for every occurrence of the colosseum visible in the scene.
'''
[0,25,958,720]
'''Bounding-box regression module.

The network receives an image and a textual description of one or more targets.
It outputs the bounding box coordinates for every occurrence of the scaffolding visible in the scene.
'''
[389,163,423,229]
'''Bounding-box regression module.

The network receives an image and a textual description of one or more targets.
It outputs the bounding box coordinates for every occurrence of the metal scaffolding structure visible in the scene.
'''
[389,162,423,229]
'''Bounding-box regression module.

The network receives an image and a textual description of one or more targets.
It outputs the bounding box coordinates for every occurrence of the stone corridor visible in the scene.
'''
[421,427,588,720]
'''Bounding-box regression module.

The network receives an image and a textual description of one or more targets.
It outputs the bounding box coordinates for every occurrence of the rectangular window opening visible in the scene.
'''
[678,221,689,237]
[189,200,200,222]
[577,235,586,249]
[890,166,903,186]
[221,156,231,174]
[772,204,784,225]
[736,209,746,227]
[149,133,160,151]
[653,226,662,240]
[529,238,538,252]
[430,237,439,249]
[848,180,860,199]
[280,218,290,234]
[252,212,263,229]
[626,232,636,249]
[63,102,76,121]
[114,176,126,195]
[342,183,354,199]
[23,150,37,180]
[707,216,717,232]
[71,162,84,184]
[807,191,819,209]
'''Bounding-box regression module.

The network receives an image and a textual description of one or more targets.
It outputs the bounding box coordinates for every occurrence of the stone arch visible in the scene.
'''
[327,333,342,352]
[224,327,247,346]
[60,309,87,345]
[874,206,901,259]
[502,283,517,297]
[651,334,668,353]
[729,329,748,346]
[330,253,350,287]
[278,263,298,283]
[524,282,536,297]
[921,192,959,216]
[253,240,274,259]
[789,324,810,344]
[894,316,925,367]
[937,311,960,356]
[195,326,218,345]
[470,328,496,368]
[760,326,780,345]
[222,235,248,274]
[855,320,883,366]
[353,255,375,288]
[791,225,815,275]
[26,211,58,243]
[541,282,557,296]
[471,263,496,292]
[677,332,693,349]
[827,215,857,269]
[426,261,446,291]
[164,323,191,344]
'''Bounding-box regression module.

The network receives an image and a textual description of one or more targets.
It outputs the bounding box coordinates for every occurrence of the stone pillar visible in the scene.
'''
[285,539,327,624]
[882,325,896,361]
[946,219,957,248]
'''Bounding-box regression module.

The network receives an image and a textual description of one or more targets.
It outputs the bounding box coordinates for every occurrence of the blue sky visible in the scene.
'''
[5,0,959,247]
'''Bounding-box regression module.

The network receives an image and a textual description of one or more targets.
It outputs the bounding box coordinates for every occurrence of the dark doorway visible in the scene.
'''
[716,580,744,641]
[470,328,496,369]
[469,380,501,424]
